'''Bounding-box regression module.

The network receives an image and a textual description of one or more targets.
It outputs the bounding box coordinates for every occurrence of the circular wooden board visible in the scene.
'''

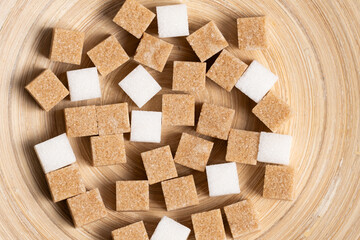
[0,0,359,239]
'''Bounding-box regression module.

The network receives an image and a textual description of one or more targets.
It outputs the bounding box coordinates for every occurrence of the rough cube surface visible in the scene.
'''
[67,67,101,101]
[263,165,295,200]
[206,162,240,197]
[112,221,149,240]
[226,129,259,165]
[91,135,126,166]
[237,16,267,50]
[191,209,226,240]
[25,69,69,111]
[64,105,98,137]
[130,110,162,143]
[116,181,149,211]
[172,61,206,92]
[151,216,190,240]
[96,103,130,135]
[162,94,195,126]
[257,132,292,165]
[156,4,189,38]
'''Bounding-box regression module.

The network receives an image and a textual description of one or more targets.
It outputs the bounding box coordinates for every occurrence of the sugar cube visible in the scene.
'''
[237,16,268,50]
[156,4,189,38]
[151,216,190,240]
[90,135,126,166]
[172,61,206,92]
[162,94,195,126]
[67,67,101,101]
[112,221,149,240]
[263,165,295,200]
[206,162,240,197]
[116,181,149,211]
[226,129,259,165]
[257,132,292,165]
[191,209,226,240]
[130,110,162,143]
[96,103,130,136]
[64,105,98,137]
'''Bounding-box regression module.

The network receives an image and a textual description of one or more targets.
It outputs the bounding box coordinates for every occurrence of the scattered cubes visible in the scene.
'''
[151,216,190,240]
[191,209,226,240]
[50,28,85,65]
[116,181,149,211]
[119,65,161,108]
[174,133,214,172]
[130,110,162,143]
[67,67,101,101]
[235,60,278,103]
[25,69,69,111]
[263,165,295,200]
[162,94,195,126]
[172,61,206,92]
[196,103,235,140]
[112,221,149,240]
[226,129,259,165]
[134,33,173,72]
[156,4,189,38]
[206,162,240,197]
[87,35,129,76]
[64,105,98,137]
[96,103,130,136]
[257,132,292,165]
[34,133,76,174]
[186,21,228,62]
[90,135,126,166]
[237,16,268,50]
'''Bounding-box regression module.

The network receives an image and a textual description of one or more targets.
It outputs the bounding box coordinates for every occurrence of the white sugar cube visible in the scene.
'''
[235,60,278,103]
[156,4,189,38]
[119,65,161,108]
[206,162,241,197]
[67,67,101,101]
[151,216,191,240]
[34,133,76,174]
[130,110,162,143]
[257,132,292,165]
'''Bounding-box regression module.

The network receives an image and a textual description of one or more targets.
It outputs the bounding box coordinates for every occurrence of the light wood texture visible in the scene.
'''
[0,0,359,239]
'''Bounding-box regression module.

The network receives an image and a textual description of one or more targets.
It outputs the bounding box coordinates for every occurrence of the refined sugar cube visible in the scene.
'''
[226,129,259,165]
[257,132,292,165]
[237,16,268,50]
[64,105,98,137]
[206,162,240,197]
[116,181,149,211]
[263,165,295,200]
[130,110,162,143]
[172,61,206,92]
[34,133,76,174]
[191,209,226,240]
[235,60,278,103]
[113,0,155,39]
[151,216,190,240]
[67,67,101,101]
[112,221,149,240]
[119,65,161,108]
[162,94,195,126]
[25,69,69,111]
[156,4,189,38]
[96,103,130,136]
[91,135,126,166]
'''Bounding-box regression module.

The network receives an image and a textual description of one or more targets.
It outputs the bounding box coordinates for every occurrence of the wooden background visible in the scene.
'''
[0,0,359,239]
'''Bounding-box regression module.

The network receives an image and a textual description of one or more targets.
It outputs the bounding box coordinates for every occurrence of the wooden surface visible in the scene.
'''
[0,0,359,239]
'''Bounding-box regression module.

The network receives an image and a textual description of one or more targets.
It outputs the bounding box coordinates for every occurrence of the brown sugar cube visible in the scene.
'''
[25,69,69,111]
[161,175,199,211]
[174,133,213,172]
[64,105,98,137]
[226,129,259,165]
[87,35,129,76]
[252,91,292,132]
[50,28,85,65]
[112,221,149,240]
[196,103,235,140]
[45,163,85,202]
[186,21,228,62]
[191,209,226,240]
[162,94,195,126]
[172,61,206,92]
[96,103,130,136]
[116,181,149,211]
[140,145,178,185]
[263,165,295,200]
[91,135,126,166]
[206,49,248,92]
[67,188,107,227]
[134,33,173,72]
[113,0,155,39]
[237,16,268,50]
[224,199,260,238]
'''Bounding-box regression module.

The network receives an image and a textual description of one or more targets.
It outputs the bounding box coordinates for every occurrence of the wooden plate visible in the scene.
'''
[0,0,359,239]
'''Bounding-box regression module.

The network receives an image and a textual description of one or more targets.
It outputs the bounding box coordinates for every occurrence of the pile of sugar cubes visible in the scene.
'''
[25,0,296,238]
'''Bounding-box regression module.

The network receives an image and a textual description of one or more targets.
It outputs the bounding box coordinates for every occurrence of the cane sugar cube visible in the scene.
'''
[206,49,248,92]
[116,181,149,211]
[130,110,162,143]
[67,67,101,101]
[113,0,155,39]
[151,216,190,240]
[174,133,214,172]
[91,135,126,166]
[263,165,295,200]
[64,105,98,137]
[34,133,76,174]
[235,60,278,103]
[172,61,206,92]
[112,221,149,240]
[257,132,292,165]
[45,164,85,202]
[156,4,189,38]
[67,188,107,227]
[186,21,228,62]
[50,28,85,65]
[206,162,240,197]
[134,33,173,72]
[226,129,259,165]
[196,103,235,140]
[191,209,226,240]
[162,94,195,126]
[119,65,161,108]
[224,200,260,238]
[237,16,268,50]
[96,103,130,135]
[25,69,69,111]
[252,92,292,132]
[87,35,129,76]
